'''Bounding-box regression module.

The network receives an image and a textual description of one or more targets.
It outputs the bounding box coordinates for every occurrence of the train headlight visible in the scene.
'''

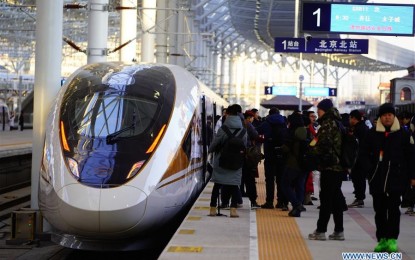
[67,158,80,179]
[127,160,145,179]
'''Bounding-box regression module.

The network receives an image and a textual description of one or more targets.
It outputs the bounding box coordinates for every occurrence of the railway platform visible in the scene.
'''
[1,131,415,259]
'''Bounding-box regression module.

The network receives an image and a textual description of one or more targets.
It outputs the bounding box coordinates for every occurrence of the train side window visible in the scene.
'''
[182,127,192,159]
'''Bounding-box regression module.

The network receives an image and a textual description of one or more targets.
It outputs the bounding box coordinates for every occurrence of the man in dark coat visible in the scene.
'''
[361,103,415,253]
[348,109,369,208]
[257,107,288,209]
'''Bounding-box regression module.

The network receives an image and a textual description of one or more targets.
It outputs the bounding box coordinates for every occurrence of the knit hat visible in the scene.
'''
[317,99,333,112]
[378,103,395,116]
[349,110,362,121]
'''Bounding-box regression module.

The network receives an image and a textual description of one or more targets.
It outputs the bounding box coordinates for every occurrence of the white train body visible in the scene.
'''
[38,63,227,250]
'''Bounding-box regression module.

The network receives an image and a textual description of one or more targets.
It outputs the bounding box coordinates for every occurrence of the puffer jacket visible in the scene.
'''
[208,115,247,186]
[361,117,415,195]
[311,107,344,172]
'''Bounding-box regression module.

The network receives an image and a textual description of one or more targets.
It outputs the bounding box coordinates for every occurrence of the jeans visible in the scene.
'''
[282,167,307,207]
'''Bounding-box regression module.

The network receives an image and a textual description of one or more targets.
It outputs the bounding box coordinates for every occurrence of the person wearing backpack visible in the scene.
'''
[347,110,369,208]
[308,98,347,241]
[281,112,308,217]
[360,103,415,253]
[242,110,262,209]
[208,104,247,218]
[257,107,289,210]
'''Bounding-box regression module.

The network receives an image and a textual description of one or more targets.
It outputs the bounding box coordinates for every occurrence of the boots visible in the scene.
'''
[208,207,217,216]
[230,207,239,218]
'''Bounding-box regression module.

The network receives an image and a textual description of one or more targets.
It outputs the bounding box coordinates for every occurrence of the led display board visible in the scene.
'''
[264,86,297,96]
[304,87,337,97]
[302,2,415,36]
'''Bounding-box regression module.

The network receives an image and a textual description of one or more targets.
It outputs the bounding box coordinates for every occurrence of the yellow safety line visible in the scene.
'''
[256,165,313,260]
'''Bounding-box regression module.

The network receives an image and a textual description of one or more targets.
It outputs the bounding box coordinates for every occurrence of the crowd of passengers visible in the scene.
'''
[207,99,415,253]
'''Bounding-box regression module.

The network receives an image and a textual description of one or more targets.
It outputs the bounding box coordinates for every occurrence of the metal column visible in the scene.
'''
[141,0,156,63]
[119,0,137,62]
[32,0,63,208]
[87,0,109,64]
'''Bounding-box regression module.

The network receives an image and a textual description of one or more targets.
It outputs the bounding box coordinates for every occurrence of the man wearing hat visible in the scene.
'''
[361,103,415,252]
[308,98,347,241]
[348,110,369,208]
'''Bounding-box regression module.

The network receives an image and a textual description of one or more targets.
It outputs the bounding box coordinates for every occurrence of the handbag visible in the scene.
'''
[245,146,264,169]
[402,186,415,207]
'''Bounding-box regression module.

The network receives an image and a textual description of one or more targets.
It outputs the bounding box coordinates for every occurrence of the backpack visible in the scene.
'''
[219,125,246,170]
[336,121,359,169]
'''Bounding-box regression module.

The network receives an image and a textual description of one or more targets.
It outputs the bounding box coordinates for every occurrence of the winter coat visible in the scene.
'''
[246,121,259,148]
[257,113,287,158]
[361,117,415,195]
[350,120,369,170]
[282,126,307,171]
[311,107,344,172]
[208,115,247,186]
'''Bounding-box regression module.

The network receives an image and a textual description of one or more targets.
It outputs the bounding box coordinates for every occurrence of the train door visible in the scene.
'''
[200,96,207,184]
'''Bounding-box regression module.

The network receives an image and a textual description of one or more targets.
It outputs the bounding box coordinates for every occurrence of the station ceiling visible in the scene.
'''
[0,0,413,73]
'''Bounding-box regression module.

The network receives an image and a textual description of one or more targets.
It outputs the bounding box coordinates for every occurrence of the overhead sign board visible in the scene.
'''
[302,2,415,36]
[275,37,368,54]
[303,87,337,97]
[265,86,297,96]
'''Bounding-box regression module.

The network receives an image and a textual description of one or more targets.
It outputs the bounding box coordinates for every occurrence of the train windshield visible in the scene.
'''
[59,64,175,187]
[73,93,158,140]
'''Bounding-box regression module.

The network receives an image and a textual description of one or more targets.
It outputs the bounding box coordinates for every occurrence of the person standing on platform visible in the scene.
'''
[208,104,247,218]
[347,109,369,208]
[360,103,415,252]
[257,107,289,210]
[308,99,346,241]
[281,112,308,217]
[303,111,318,205]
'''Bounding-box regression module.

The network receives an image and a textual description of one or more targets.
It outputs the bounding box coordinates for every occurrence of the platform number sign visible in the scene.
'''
[265,86,273,95]
[329,88,337,97]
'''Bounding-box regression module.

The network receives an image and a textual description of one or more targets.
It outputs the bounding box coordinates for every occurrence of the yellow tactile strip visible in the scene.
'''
[256,164,313,260]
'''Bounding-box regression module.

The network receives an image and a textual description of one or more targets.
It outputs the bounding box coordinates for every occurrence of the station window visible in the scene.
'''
[400,87,411,101]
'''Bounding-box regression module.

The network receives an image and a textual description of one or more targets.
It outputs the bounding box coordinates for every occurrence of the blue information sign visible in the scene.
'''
[303,87,337,97]
[265,86,297,96]
[302,2,415,36]
[304,87,328,97]
[306,38,368,54]
[275,37,368,54]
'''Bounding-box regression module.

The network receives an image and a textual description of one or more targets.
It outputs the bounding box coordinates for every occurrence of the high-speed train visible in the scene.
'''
[38,62,228,250]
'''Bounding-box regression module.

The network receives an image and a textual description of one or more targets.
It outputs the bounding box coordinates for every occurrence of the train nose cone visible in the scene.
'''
[99,185,148,233]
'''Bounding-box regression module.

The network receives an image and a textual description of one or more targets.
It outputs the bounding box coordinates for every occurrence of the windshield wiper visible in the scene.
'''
[106,111,136,144]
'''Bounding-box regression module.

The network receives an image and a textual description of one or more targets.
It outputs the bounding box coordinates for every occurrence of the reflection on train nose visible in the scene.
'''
[99,185,148,233]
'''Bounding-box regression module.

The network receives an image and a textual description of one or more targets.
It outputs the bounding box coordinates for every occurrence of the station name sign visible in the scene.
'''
[302,2,415,36]
[274,37,368,54]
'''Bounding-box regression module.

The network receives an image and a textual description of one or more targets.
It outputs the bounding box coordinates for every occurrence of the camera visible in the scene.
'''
[304,34,312,41]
